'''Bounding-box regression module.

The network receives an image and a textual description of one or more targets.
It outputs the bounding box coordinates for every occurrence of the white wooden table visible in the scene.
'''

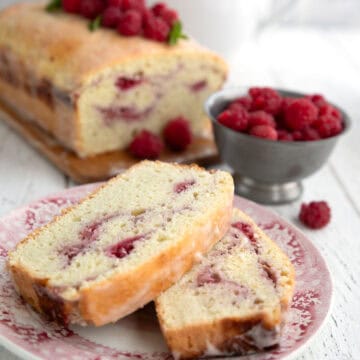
[0,28,359,359]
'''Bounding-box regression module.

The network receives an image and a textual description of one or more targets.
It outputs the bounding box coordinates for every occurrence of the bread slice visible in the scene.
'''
[0,3,227,157]
[7,161,234,326]
[156,208,295,359]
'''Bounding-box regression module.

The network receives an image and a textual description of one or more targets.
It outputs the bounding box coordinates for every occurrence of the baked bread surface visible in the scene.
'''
[156,208,295,359]
[0,3,228,156]
[7,161,234,326]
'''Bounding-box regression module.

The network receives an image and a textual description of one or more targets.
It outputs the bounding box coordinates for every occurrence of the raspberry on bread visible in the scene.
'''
[0,3,228,157]
[156,208,295,359]
[7,161,234,326]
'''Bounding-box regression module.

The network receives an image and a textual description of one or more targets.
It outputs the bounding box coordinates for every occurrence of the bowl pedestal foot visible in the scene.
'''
[234,175,303,205]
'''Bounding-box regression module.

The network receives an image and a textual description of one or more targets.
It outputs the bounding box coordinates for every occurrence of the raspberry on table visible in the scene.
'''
[217,107,249,132]
[248,111,276,128]
[249,125,278,140]
[129,130,163,159]
[313,115,342,138]
[299,201,331,229]
[62,0,81,13]
[163,117,193,151]
[144,16,170,42]
[102,6,123,28]
[118,10,142,36]
[284,98,318,130]
[249,87,283,115]
[79,0,105,19]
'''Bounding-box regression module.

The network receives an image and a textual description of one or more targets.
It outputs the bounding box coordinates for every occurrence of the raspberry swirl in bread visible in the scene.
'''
[156,208,295,359]
[0,3,227,157]
[8,161,234,326]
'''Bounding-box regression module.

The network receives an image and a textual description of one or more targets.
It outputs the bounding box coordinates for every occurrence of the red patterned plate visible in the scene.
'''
[0,184,332,360]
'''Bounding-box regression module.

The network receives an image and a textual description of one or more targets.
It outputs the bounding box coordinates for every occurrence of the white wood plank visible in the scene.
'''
[0,121,67,217]
[268,165,360,360]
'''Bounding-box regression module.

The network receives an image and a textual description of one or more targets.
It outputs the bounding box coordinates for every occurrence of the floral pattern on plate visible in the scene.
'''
[0,184,332,360]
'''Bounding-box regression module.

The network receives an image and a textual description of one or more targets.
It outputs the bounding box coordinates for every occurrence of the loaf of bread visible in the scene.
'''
[7,161,234,326]
[0,2,227,157]
[156,208,295,359]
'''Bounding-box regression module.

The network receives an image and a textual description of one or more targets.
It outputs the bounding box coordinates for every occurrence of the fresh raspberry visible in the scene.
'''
[249,87,283,115]
[156,7,178,26]
[277,130,293,141]
[118,10,142,36]
[79,0,105,19]
[62,0,81,13]
[292,130,304,141]
[231,96,252,110]
[163,117,193,151]
[116,76,142,90]
[318,104,342,120]
[301,126,321,141]
[299,201,331,229]
[248,111,276,128]
[151,2,166,16]
[151,2,178,22]
[313,115,342,138]
[107,0,123,6]
[143,16,170,42]
[282,97,294,110]
[249,125,278,140]
[129,130,163,159]
[217,108,249,132]
[142,9,154,26]
[102,6,122,27]
[306,94,327,109]
[228,102,245,113]
[284,98,318,130]
[121,0,145,12]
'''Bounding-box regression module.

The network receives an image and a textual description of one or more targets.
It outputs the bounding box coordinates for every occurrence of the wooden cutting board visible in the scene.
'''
[0,99,219,183]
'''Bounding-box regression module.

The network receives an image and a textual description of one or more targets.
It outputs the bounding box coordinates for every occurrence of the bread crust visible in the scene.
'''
[8,161,234,326]
[155,314,281,359]
[155,208,295,359]
[0,2,228,156]
[0,2,227,91]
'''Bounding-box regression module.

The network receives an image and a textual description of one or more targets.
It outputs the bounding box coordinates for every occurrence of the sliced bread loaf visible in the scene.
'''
[8,161,234,326]
[156,208,295,359]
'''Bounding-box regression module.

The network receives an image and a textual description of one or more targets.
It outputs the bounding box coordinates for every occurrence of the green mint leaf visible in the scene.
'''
[89,15,102,32]
[168,21,187,46]
[46,0,61,12]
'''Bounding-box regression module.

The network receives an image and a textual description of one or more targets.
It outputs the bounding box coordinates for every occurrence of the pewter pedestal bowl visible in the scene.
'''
[205,87,350,204]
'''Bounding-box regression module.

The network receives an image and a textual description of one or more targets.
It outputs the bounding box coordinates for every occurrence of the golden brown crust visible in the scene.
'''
[8,161,234,326]
[0,76,76,151]
[0,95,219,183]
[155,208,295,359]
[0,2,228,92]
[155,312,279,359]
[0,2,228,157]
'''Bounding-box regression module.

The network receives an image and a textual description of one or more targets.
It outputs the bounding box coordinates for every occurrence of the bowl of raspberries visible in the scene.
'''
[205,86,350,204]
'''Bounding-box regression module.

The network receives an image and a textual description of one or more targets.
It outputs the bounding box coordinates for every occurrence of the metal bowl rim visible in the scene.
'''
[204,86,351,147]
